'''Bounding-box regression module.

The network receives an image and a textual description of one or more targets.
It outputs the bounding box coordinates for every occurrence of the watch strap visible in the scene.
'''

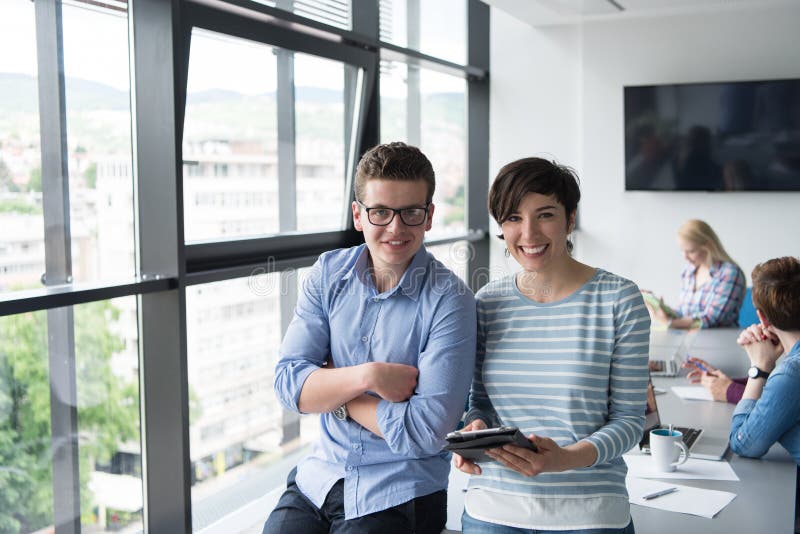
[749,366,770,380]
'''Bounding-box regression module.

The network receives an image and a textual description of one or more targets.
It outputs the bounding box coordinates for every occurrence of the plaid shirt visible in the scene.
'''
[678,261,746,328]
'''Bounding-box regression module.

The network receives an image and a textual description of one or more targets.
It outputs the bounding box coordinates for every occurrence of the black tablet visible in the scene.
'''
[444,426,537,463]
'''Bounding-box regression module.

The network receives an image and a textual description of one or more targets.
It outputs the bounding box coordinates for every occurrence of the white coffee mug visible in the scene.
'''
[650,428,689,472]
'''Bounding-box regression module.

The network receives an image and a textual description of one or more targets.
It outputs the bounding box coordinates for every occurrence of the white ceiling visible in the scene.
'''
[482,0,799,26]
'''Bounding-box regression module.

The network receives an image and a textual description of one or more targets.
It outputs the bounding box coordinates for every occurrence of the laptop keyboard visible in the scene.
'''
[675,426,701,448]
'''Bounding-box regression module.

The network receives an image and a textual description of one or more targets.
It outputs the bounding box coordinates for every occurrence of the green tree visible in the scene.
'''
[84,162,97,189]
[0,301,139,532]
[27,167,41,193]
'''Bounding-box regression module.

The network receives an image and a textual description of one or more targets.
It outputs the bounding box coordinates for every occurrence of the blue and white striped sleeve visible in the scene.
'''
[465,296,501,428]
[584,282,650,465]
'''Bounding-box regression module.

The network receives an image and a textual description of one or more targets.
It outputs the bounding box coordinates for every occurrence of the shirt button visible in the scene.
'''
[738,433,743,439]
[361,336,368,342]
[372,297,379,303]
[347,466,354,471]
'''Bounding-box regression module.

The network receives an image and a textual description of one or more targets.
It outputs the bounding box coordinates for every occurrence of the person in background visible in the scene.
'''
[265,142,476,534]
[728,256,800,464]
[454,157,649,533]
[645,219,745,329]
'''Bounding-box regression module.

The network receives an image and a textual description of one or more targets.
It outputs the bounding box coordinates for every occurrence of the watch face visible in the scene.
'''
[333,405,347,420]
[748,366,767,379]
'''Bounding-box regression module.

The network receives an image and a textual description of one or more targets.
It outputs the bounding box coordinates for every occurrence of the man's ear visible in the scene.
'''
[424,203,435,231]
[352,201,363,231]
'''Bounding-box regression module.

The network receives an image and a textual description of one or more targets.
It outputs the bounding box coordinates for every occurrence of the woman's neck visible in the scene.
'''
[517,257,595,303]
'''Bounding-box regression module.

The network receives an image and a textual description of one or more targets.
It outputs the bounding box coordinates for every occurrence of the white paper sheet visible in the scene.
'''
[671,386,714,401]
[623,454,740,481]
[626,477,737,518]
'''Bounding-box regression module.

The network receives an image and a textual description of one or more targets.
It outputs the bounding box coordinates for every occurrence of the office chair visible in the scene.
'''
[738,287,758,328]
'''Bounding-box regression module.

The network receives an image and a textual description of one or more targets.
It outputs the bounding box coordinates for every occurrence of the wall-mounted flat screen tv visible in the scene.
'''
[624,79,800,191]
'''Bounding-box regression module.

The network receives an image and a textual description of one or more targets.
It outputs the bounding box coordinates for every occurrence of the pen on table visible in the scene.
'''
[642,487,678,500]
[685,354,709,372]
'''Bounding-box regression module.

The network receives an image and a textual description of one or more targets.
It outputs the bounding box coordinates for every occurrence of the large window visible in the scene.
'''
[186,270,320,531]
[0,297,142,533]
[183,30,353,241]
[0,1,42,294]
[0,1,136,297]
[0,1,488,532]
[380,0,467,65]
[380,59,467,240]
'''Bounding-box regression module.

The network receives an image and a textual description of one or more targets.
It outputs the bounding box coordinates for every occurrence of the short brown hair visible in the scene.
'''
[488,157,581,249]
[355,142,435,203]
[751,256,800,331]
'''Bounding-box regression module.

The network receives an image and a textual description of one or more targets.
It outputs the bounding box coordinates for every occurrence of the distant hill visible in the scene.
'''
[1,71,462,114]
[0,73,40,114]
[0,72,130,113]
[187,86,348,104]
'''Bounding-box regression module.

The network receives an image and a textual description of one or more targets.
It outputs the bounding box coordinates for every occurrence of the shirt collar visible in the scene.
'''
[340,244,429,302]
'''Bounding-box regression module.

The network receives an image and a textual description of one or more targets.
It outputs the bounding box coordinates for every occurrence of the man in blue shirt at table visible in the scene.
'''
[264,142,477,534]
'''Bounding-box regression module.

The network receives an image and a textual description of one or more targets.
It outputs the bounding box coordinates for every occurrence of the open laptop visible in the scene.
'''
[648,335,687,377]
[639,375,730,461]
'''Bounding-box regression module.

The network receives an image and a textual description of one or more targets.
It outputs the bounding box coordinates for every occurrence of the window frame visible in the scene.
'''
[0,0,489,531]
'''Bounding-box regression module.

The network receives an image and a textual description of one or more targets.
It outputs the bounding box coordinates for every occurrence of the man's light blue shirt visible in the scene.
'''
[274,244,477,519]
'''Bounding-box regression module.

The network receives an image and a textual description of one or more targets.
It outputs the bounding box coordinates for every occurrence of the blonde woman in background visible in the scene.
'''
[645,219,746,329]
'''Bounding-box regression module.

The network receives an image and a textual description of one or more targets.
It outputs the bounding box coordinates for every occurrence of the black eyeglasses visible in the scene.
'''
[356,200,430,226]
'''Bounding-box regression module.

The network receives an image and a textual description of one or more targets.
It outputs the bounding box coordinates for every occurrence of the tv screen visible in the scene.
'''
[624,79,800,191]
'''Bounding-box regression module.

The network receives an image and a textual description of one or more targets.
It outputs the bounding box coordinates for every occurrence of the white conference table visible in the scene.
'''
[445,327,797,533]
[633,327,796,534]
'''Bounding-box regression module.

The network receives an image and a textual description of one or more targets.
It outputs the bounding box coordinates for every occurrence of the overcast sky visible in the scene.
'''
[0,0,465,96]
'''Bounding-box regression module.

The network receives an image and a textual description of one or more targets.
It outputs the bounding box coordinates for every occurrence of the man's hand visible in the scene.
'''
[683,356,732,401]
[683,356,718,382]
[452,419,487,475]
[363,362,418,402]
[700,370,733,402]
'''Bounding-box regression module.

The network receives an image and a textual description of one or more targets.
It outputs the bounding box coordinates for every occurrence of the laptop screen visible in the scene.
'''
[644,377,661,434]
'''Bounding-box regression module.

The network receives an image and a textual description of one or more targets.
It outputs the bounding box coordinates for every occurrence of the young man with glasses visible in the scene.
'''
[265,142,477,534]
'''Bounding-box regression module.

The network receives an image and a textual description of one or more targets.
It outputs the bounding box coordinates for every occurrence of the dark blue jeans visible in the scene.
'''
[262,467,447,534]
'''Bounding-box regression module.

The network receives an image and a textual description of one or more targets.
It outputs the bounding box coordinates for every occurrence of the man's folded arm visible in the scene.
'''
[274,262,371,414]
[375,292,477,457]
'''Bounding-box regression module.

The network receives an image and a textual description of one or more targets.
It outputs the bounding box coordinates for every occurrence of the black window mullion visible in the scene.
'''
[130,0,192,532]
[466,0,490,293]
[34,1,80,532]
[350,0,380,155]
[275,0,302,450]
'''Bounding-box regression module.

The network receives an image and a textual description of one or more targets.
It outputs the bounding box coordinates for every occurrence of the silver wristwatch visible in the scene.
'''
[332,404,349,421]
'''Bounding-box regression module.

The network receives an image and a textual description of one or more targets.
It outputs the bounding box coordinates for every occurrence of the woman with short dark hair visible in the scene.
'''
[453,157,650,533]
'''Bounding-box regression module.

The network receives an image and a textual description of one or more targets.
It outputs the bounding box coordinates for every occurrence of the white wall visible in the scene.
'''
[488,8,582,278]
[490,4,800,303]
